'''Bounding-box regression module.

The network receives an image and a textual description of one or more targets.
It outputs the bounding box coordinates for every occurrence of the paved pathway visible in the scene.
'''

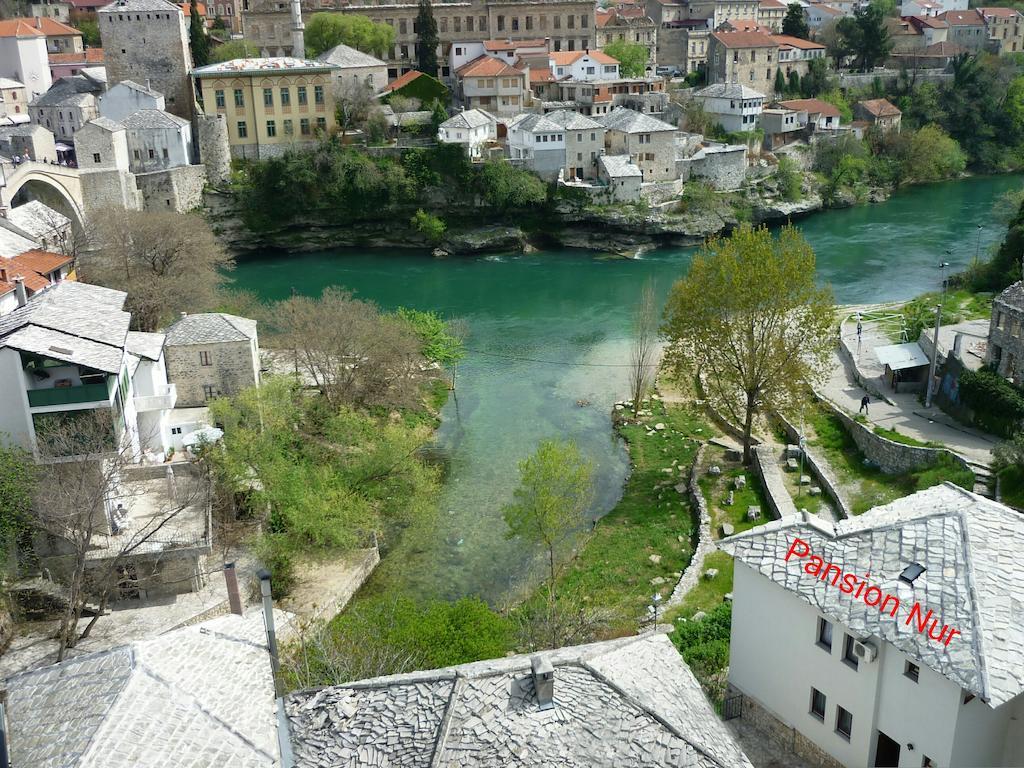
[822,311,997,467]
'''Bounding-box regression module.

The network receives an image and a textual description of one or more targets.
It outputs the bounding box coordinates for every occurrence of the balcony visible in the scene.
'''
[27,382,111,408]
[134,383,177,413]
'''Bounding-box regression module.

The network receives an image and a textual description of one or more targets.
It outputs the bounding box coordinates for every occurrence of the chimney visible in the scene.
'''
[13,276,26,307]
[0,267,7,283]
[223,562,244,615]
[258,569,283,698]
[531,655,554,710]
[35,16,42,28]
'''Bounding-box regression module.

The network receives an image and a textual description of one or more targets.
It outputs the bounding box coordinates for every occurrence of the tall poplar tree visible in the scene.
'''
[189,0,210,67]
[416,0,439,76]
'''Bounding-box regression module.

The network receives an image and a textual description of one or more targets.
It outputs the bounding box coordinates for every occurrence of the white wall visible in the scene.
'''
[0,37,51,98]
[99,84,165,122]
[0,347,34,450]
[449,41,485,72]
[126,123,192,172]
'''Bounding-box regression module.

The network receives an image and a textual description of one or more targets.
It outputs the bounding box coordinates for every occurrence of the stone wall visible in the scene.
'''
[773,411,852,519]
[820,396,973,477]
[195,113,231,187]
[280,547,380,623]
[687,144,747,191]
[79,170,143,217]
[751,444,798,520]
[165,339,259,408]
[737,690,845,768]
[135,164,207,213]
[667,443,715,608]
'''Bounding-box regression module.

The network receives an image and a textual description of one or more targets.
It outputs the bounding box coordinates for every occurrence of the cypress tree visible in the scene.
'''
[416,0,439,76]
[774,68,786,95]
[189,0,210,67]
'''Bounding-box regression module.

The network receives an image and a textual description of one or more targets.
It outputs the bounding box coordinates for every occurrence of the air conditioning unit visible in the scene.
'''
[854,640,878,663]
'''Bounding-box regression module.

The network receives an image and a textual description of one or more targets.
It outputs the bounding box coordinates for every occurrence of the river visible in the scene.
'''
[232,173,1022,604]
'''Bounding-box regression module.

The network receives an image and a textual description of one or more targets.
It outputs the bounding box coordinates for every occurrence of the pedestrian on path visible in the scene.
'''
[856,314,863,343]
[859,395,870,415]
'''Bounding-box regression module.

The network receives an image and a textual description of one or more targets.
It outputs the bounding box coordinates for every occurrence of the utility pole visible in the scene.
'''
[974,224,983,265]
[925,302,942,408]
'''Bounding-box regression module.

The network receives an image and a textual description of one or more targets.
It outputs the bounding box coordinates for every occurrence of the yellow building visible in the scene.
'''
[192,57,338,159]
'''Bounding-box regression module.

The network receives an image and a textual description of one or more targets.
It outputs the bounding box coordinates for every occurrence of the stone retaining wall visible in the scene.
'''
[751,444,798,520]
[774,411,852,519]
[667,443,715,609]
[835,329,893,405]
[280,547,380,623]
[819,397,973,477]
[737,690,844,768]
[695,371,761,448]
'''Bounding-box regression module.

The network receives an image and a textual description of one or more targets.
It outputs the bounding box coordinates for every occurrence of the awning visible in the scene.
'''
[875,342,929,371]
[181,426,223,447]
[54,143,73,151]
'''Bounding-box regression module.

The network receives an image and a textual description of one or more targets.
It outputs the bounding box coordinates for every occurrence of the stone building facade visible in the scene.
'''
[242,0,596,80]
[163,312,261,407]
[135,164,207,212]
[194,111,231,186]
[707,30,778,95]
[98,0,195,119]
[595,9,657,67]
[987,281,1024,385]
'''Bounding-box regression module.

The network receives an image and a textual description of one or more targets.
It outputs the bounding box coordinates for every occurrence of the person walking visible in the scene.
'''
[859,395,870,415]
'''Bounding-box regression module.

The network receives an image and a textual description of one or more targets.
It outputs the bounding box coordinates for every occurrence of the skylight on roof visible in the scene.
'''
[899,563,926,585]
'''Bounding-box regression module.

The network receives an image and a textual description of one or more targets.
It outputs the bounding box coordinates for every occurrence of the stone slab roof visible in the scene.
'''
[596,106,677,134]
[193,57,335,77]
[440,108,496,131]
[695,83,766,100]
[544,108,605,130]
[720,483,1024,708]
[0,281,130,369]
[164,312,257,345]
[4,611,280,768]
[600,153,642,178]
[317,42,387,69]
[286,633,752,768]
[995,280,1024,310]
[125,330,165,360]
[5,200,70,240]
[99,0,182,13]
[121,108,190,129]
[509,112,565,134]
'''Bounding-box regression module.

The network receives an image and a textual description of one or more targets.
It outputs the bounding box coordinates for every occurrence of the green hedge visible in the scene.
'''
[958,367,1024,437]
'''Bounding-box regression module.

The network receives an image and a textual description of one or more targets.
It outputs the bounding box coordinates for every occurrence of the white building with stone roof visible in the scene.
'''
[284,631,753,767]
[437,107,497,159]
[3,610,282,767]
[692,83,765,133]
[316,42,388,92]
[595,106,679,182]
[163,311,260,407]
[719,483,1024,768]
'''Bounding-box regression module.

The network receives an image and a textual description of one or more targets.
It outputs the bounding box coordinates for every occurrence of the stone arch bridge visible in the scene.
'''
[1,160,86,230]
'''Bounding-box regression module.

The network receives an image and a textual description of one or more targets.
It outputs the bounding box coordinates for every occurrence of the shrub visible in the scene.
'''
[776,156,802,202]
[958,367,1024,437]
[410,209,446,244]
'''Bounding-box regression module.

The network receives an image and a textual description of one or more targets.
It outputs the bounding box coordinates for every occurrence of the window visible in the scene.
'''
[843,634,859,669]
[497,14,504,30]
[133,149,140,160]
[148,148,155,159]
[835,706,853,740]
[512,17,518,30]
[963,692,976,705]
[314,85,324,104]
[263,87,273,107]
[922,757,935,767]
[237,121,248,138]
[92,152,100,163]
[297,86,307,105]
[234,88,244,107]
[817,617,833,651]
[809,688,826,721]
[215,89,225,108]
[316,116,326,130]
[199,350,212,366]
[284,118,293,135]
[202,385,215,400]
[171,426,182,435]
[300,117,310,135]
[904,661,920,683]
[266,119,276,137]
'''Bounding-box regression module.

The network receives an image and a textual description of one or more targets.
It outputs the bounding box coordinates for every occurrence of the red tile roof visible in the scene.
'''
[856,98,901,117]
[979,6,1022,16]
[722,18,773,32]
[776,98,841,117]
[456,55,523,78]
[529,68,557,83]
[772,34,827,49]
[710,30,778,48]
[759,0,787,7]
[906,14,948,29]
[937,9,985,25]
[3,17,81,36]
[383,69,424,92]
[482,38,547,51]
[0,250,74,293]
[0,19,45,38]
[49,47,105,65]
[596,9,615,27]
[549,49,620,65]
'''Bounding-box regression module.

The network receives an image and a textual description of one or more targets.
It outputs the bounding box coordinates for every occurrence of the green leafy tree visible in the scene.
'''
[905,124,965,182]
[408,209,446,244]
[787,70,800,95]
[835,5,892,71]
[776,156,802,201]
[800,58,830,97]
[209,38,261,63]
[782,3,810,39]
[774,68,786,95]
[663,225,836,462]
[189,0,210,67]
[0,444,35,573]
[304,13,395,58]
[503,439,595,645]
[430,99,448,133]
[211,15,226,30]
[74,19,101,47]
[604,40,648,77]
[395,307,465,367]
[477,161,546,210]
[415,0,439,75]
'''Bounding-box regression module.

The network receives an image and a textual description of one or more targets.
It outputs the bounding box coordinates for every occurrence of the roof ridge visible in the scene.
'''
[956,503,991,703]
[428,673,464,768]
[71,646,137,766]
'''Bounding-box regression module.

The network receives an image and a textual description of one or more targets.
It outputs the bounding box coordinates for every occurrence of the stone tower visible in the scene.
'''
[98,0,195,120]
[290,0,305,57]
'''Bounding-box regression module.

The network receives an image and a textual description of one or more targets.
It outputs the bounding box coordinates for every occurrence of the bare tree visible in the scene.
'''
[334,80,379,141]
[628,277,659,417]
[31,411,210,660]
[82,209,234,332]
[272,287,426,409]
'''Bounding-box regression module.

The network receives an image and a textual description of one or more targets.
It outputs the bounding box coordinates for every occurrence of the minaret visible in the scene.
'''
[290,0,305,57]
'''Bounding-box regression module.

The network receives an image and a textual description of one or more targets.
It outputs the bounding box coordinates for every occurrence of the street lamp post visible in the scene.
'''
[974,224,984,264]
[925,261,950,409]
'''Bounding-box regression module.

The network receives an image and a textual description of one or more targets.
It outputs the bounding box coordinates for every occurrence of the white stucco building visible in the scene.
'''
[507,112,567,181]
[692,83,765,133]
[549,49,620,82]
[595,106,679,182]
[0,19,52,99]
[121,108,192,172]
[98,79,165,122]
[0,281,176,460]
[437,108,497,158]
[720,484,1024,768]
[317,43,388,92]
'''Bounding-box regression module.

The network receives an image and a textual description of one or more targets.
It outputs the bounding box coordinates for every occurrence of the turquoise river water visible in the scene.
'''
[233,174,1022,603]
